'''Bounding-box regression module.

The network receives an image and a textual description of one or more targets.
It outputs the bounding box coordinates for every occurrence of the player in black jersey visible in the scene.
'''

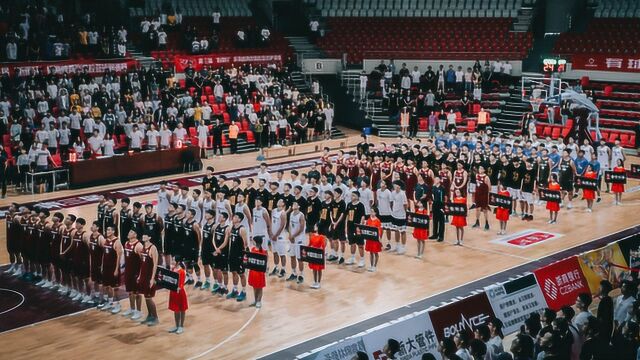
[256,179,270,205]
[244,178,258,210]
[143,203,164,264]
[172,204,187,263]
[202,166,219,194]
[227,178,243,207]
[200,210,216,291]
[345,191,366,267]
[96,196,107,233]
[318,190,334,243]
[212,212,230,296]
[305,187,322,233]
[115,198,132,245]
[182,209,202,286]
[536,149,551,205]
[330,188,346,264]
[103,198,117,233]
[487,154,501,193]
[162,202,178,266]
[558,149,576,209]
[131,202,144,238]
[265,182,281,213]
[519,159,537,221]
[225,212,248,302]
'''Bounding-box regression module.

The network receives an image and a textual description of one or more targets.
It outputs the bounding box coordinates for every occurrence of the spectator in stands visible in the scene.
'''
[486,318,505,359]
[260,27,271,46]
[573,293,593,331]
[614,280,637,326]
[359,71,368,100]
[453,331,472,360]
[309,19,320,42]
[510,333,534,360]
[236,29,247,48]
[469,339,487,360]
[228,120,239,154]
[437,65,446,93]
[445,65,456,93]
[157,27,167,49]
[212,9,221,31]
[454,66,464,95]
[383,339,400,360]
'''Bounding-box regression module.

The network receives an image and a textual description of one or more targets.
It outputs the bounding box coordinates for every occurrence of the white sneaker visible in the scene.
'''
[44,281,54,288]
[69,290,78,298]
[110,303,121,314]
[367,266,374,272]
[587,208,592,213]
[358,259,365,268]
[345,257,355,265]
[167,326,178,333]
[12,267,23,277]
[567,203,573,209]
[81,295,92,303]
[4,264,15,273]
[255,302,262,308]
[130,310,142,320]
[72,293,83,301]
[397,247,406,255]
[36,279,46,286]
[372,266,377,272]
[58,286,67,294]
[175,327,184,334]
[121,309,133,317]
[101,302,112,311]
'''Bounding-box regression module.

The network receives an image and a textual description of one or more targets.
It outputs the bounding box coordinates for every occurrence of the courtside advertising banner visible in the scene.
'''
[428,292,496,341]
[577,243,628,294]
[484,274,548,334]
[617,234,640,272]
[533,256,590,310]
[298,336,367,360]
[362,311,441,360]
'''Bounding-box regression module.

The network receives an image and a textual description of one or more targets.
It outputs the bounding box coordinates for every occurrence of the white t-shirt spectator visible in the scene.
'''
[191,41,201,53]
[103,137,115,156]
[47,129,59,148]
[359,74,368,88]
[88,135,103,155]
[159,129,172,147]
[88,31,98,45]
[140,20,151,33]
[237,31,245,41]
[411,70,421,84]
[83,117,95,133]
[36,148,50,167]
[70,113,81,130]
[390,190,407,219]
[455,70,464,83]
[36,129,49,143]
[214,84,224,98]
[130,129,144,149]
[173,127,187,142]
[502,62,513,75]
[377,189,392,216]
[37,100,49,114]
[6,42,17,60]
[201,105,211,121]
[212,12,221,24]
[118,28,127,42]
[401,75,411,90]
[146,129,159,148]
[492,61,503,73]
[59,128,71,146]
[158,31,167,45]
[309,20,319,32]
[200,39,209,51]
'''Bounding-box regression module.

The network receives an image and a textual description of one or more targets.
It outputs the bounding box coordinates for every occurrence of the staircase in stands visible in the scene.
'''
[493,85,531,134]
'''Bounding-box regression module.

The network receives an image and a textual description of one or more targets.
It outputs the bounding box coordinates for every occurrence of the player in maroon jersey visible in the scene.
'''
[100,225,123,314]
[138,233,159,326]
[58,214,76,295]
[122,229,143,320]
[70,218,93,304]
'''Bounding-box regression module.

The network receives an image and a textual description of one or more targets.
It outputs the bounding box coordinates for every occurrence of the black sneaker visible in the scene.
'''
[269,267,278,276]
[428,236,437,240]
[327,255,337,262]
[338,257,345,264]
[297,276,304,284]
[437,238,444,242]
[194,281,202,288]
[597,197,601,203]
[521,214,527,220]
[527,215,534,221]
[384,243,391,250]
[472,221,480,228]
[484,223,490,231]
[185,279,195,285]
[469,203,477,210]
[286,274,297,281]
[279,269,286,278]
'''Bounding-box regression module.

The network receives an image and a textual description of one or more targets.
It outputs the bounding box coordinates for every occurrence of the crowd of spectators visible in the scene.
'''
[1,3,128,62]
[0,58,335,195]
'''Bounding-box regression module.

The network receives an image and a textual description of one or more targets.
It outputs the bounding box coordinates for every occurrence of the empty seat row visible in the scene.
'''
[320,8,519,17]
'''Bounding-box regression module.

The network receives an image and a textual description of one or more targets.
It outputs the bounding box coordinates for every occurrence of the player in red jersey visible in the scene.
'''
[138,233,159,326]
[70,218,93,304]
[88,221,106,306]
[100,225,123,314]
[122,229,143,320]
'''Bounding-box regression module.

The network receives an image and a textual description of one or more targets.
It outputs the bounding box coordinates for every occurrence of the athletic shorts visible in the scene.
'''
[179,247,198,263]
[507,187,520,200]
[379,214,393,229]
[347,227,364,246]
[201,249,215,266]
[287,241,303,259]
[561,180,573,192]
[274,237,288,256]
[228,254,244,274]
[125,272,138,293]
[391,217,407,232]
[331,226,346,241]
[520,191,534,204]
[318,223,331,237]
[212,251,228,271]
[150,237,163,254]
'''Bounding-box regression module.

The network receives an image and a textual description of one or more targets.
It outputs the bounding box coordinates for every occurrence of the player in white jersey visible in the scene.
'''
[611,140,625,173]
[200,190,214,226]
[215,191,232,225]
[580,139,594,162]
[317,177,333,198]
[596,139,611,192]
[268,199,288,277]
[188,189,203,223]
[375,181,393,249]
[234,193,252,232]
[287,201,306,284]
[251,197,270,250]
[176,186,190,208]
[358,180,374,215]
[156,181,171,218]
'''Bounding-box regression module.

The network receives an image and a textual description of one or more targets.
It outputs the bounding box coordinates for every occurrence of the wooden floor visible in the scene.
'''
[1,133,639,360]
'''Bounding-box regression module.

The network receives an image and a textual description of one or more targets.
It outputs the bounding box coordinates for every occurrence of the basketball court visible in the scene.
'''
[1,132,639,359]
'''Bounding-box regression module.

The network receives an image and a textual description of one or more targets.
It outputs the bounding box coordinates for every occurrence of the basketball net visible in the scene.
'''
[530,98,543,113]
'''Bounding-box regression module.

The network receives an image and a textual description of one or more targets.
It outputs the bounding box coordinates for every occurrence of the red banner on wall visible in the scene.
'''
[571,54,640,73]
[174,52,283,72]
[0,58,139,76]
[533,256,590,310]
[428,292,496,341]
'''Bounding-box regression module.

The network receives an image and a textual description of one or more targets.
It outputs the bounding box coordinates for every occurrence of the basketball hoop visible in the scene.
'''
[530,98,544,113]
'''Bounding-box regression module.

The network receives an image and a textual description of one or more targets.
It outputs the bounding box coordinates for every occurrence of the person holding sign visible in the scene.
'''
[412,200,429,258]
[546,174,561,224]
[138,233,159,326]
[364,208,382,272]
[611,159,625,205]
[345,191,366,267]
[495,184,511,235]
[308,226,326,288]
[168,261,188,334]
[450,189,467,246]
[248,237,267,308]
[582,164,598,212]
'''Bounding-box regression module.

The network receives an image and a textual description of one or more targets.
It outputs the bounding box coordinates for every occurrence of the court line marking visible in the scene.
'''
[0,288,25,315]
[0,306,93,335]
[259,224,640,359]
[461,243,534,261]
[187,308,260,360]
